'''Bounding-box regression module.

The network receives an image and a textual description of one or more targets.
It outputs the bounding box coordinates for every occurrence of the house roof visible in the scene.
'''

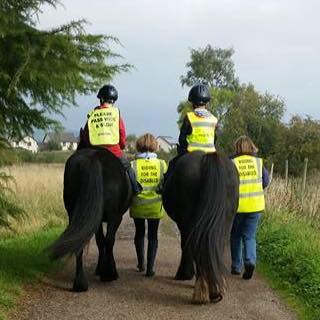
[156,136,177,146]
[43,132,78,143]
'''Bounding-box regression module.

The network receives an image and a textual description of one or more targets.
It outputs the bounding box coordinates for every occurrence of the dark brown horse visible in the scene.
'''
[49,148,132,291]
[162,151,239,304]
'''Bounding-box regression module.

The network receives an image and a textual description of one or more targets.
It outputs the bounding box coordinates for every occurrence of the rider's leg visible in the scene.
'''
[119,156,142,194]
[158,152,186,194]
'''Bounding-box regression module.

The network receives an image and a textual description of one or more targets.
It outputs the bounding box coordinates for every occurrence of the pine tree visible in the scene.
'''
[0,0,130,139]
[0,0,131,227]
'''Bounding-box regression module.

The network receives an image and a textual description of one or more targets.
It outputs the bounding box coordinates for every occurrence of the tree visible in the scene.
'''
[0,0,130,227]
[177,45,239,127]
[0,139,24,228]
[180,45,239,89]
[217,84,285,158]
[0,0,130,140]
[272,116,320,176]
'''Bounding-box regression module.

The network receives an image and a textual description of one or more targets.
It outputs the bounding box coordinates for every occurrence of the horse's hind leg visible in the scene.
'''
[175,224,194,280]
[100,220,121,282]
[95,224,104,276]
[72,250,88,292]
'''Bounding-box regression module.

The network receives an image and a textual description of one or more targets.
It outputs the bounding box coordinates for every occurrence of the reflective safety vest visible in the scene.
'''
[233,155,265,213]
[186,112,217,153]
[130,158,167,219]
[88,107,120,146]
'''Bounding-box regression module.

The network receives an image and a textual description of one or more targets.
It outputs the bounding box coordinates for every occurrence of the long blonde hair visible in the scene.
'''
[234,135,258,155]
[135,133,159,153]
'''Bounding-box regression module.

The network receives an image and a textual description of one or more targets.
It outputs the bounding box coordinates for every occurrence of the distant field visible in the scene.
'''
[14,150,72,164]
[0,164,66,319]
[1,164,66,236]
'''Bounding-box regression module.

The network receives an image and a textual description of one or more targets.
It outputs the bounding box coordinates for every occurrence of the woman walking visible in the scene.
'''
[130,133,167,277]
[230,136,269,280]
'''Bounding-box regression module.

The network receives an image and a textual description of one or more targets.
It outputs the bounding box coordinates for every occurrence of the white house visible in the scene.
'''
[43,132,78,151]
[156,136,177,152]
[11,136,39,153]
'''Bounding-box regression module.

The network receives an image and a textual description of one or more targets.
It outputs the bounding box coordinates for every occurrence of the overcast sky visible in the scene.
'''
[39,0,320,137]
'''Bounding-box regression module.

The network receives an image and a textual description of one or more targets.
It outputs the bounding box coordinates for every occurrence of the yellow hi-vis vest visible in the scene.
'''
[130,158,167,219]
[233,155,265,213]
[186,112,217,153]
[88,107,120,146]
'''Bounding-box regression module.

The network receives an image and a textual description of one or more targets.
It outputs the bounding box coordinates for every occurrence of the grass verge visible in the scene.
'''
[0,227,63,320]
[258,211,320,320]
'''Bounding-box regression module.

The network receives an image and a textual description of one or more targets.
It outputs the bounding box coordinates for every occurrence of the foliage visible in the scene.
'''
[0,0,130,140]
[217,84,285,157]
[46,139,62,151]
[180,45,239,89]
[0,0,130,230]
[13,149,72,163]
[0,175,24,230]
[271,116,320,176]
[0,141,24,229]
[177,83,285,160]
[258,211,320,320]
[126,134,138,154]
[176,44,320,175]
[0,227,63,319]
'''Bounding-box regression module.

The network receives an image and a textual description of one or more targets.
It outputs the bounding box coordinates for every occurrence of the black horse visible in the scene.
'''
[49,148,132,292]
[162,151,239,304]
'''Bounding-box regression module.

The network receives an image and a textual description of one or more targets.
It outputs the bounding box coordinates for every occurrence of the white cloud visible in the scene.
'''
[39,0,320,136]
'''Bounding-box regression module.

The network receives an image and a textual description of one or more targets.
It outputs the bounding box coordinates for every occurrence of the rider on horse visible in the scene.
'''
[79,84,141,194]
[165,83,218,179]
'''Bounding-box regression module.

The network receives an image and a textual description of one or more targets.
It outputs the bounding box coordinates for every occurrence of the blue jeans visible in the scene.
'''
[230,213,261,272]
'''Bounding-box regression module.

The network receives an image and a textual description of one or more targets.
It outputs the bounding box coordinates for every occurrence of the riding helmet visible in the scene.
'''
[188,84,211,105]
[97,85,118,103]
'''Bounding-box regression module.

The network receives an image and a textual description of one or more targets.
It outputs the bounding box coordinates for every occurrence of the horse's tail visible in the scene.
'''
[188,152,229,294]
[50,154,104,260]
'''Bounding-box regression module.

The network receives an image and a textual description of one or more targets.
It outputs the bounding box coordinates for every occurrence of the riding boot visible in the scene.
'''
[128,166,143,194]
[146,240,158,277]
[162,152,185,187]
[134,238,145,272]
[119,156,142,194]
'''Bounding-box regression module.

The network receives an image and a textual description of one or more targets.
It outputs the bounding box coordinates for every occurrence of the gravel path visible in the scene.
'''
[11,216,297,320]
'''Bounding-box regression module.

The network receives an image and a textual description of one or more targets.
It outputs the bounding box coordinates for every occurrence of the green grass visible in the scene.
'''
[14,149,72,164]
[0,227,63,320]
[258,211,320,320]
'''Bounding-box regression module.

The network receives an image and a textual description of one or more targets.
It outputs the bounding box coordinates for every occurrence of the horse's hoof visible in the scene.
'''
[174,273,194,281]
[100,274,119,282]
[210,293,223,303]
[72,283,88,292]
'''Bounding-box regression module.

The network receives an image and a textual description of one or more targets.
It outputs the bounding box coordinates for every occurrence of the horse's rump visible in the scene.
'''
[163,151,239,303]
[50,148,131,260]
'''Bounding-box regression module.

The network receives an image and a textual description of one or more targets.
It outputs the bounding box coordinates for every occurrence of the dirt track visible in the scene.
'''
[11,216,297,320]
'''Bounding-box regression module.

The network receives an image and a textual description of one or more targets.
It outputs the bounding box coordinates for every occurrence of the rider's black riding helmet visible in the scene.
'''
[188,84,211,106]
[97,85,118,104]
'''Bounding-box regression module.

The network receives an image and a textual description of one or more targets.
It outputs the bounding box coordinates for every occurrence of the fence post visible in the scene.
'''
[300,158,308,211]
[302,158,308,195]
[269,163,274,186]
[285,159,289,188]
